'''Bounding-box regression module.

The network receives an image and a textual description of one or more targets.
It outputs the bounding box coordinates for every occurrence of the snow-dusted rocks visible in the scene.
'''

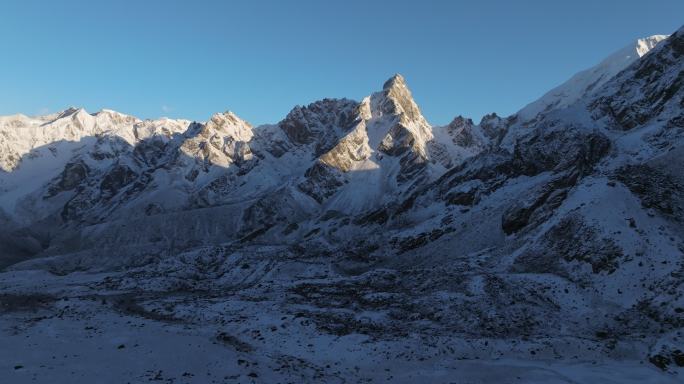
[180,111,254,170]
[518,34,668,122]
[279,98,359,155]
[375,74,434,180]
[591,30,684,131]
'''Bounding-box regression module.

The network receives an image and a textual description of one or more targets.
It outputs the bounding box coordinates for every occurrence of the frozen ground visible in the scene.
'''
[1,269,679,384]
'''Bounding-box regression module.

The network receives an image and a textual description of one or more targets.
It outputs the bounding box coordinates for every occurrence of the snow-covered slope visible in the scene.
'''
[517,35,668,122]
[0,108,192,223]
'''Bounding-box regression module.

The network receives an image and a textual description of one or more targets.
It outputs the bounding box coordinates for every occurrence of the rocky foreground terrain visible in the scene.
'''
[0,28,683,383]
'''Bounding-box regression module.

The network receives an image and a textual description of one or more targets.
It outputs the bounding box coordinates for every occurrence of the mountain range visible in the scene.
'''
[1,26,684,383]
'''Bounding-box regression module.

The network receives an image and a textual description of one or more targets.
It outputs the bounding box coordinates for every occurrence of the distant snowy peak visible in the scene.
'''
[635,35,669,56]
[428,112,511,170]
[0,107,191,172]
[517,34,669,121]
[203,111,253,142]
[179,111,255,169]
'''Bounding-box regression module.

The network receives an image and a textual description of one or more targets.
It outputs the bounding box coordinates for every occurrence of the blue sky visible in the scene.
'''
[1,0,683,125]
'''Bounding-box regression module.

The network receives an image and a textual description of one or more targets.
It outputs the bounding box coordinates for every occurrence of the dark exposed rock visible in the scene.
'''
[674,350,684,367]
[435,126,609,219]
[241,188,306,236]
[511,124,611,175]
[378,123,416,157]
[396,149,429,183]
[446,116,482,148]
[133,138,171,167]
[392,228,450,254]
[144,203,164,216]
[298,162,344,204]
[216,331,254,352]
[502,172,578,235]
[435,150,516,207]
[0,293,56,313]
[479,112,511,144]
[279,98,360,156]
[614,164,683,218]
[353,207,390,226]
[444,183,480,206]
[649,354,671,370]
[648,347,684,371]
[512,214,624,275]
[47,161,89,196]
[100,164,137,199]
[61,191,98,222]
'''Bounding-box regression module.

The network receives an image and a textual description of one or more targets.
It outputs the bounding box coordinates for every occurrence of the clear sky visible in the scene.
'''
[1,0,683,126]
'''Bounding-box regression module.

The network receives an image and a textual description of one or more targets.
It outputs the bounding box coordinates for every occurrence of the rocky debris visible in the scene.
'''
[650,348,684,371]
[0,293,56,313]
[287,267,563,339]
[501,172,578,235]
[512,214,624,275]
[111,295,181,322]
[614,164,683,218]
[216,331,254,352]
[643,113,684,150]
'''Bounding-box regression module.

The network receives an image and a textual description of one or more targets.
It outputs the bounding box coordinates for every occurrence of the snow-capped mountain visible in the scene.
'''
[2,27,684,383]
[0,72,481,268]
[517,35,668,122]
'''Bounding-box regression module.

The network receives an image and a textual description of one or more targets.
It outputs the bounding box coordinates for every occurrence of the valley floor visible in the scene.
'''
[1,269,678,384]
